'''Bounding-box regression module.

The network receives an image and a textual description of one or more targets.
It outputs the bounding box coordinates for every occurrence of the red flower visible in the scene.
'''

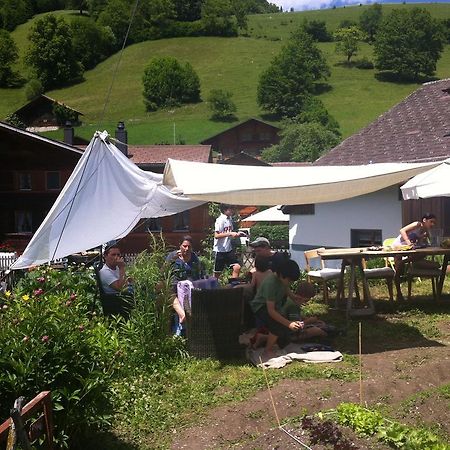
[37,277,45,283]
[78,325,85,332]
[41,335,49,343]
[69,293,77,301]
[34,288,44,296]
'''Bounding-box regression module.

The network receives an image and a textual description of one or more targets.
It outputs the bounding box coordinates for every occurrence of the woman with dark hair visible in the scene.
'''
[166,236,203,335]
[393,213,438,301]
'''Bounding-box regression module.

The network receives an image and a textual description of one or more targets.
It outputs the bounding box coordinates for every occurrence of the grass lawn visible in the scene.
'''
[101,277,450,449]
[1,4,449,144]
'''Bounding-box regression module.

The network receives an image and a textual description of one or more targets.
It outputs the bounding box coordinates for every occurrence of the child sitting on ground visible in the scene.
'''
[283,281,328,341]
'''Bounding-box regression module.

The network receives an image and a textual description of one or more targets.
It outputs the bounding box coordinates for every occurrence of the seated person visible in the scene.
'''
[99,245,130,295]
[283,281,328,341]
[250,255,272,292]
[249,237,290,273]
[392,213,439,301]
[250,259,304,358]
[166,236,205,335]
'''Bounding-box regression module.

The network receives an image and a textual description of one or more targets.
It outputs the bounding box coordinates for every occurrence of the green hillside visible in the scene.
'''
[1,4,450,144]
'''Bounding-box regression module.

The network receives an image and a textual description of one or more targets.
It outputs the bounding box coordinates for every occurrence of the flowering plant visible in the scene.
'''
[0,240,16,253]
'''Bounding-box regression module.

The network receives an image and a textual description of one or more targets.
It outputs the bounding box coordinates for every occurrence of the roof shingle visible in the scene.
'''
[315,79,450,166]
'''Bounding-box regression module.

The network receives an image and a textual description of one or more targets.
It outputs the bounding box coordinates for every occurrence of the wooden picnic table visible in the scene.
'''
[318,246,450,317]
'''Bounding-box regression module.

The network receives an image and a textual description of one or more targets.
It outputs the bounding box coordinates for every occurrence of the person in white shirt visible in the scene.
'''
[213,204,241,279]
[99,245,129,294]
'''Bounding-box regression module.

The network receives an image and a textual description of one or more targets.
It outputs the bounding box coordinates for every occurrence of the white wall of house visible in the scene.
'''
[289,186,402,268]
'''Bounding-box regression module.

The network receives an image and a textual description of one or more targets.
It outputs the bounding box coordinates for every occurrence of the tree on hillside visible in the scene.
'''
[97,0,131,46]
[261,122,340,163]
[301,19,332,42]
[172,0,202,22]
[70,17,115,69]
[374,8,445,80]
[26,14,83,89]
[87,0,108,19]
[66,0,88,14]
[0,0,33,31]
[257,28,330,118]
[207,89,237,120]
[334,26,365,63]
[0,30,19,87]
[359,2,382,42]
[201,0,237,37]
[294,96,340,135]
[142,56,201,111]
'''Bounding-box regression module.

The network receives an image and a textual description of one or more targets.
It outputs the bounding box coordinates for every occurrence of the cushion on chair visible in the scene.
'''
[407,268,442,277]
[363,267,395,278]
[308,268,341,280]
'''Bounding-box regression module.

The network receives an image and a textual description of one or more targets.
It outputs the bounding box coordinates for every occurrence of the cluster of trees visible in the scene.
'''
[0,0,280,89]
[257,28,341,163]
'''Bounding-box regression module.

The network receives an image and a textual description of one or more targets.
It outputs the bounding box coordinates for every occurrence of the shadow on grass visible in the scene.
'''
[323,297,449,355]
[78,430,140,450]
[374,71,439,84]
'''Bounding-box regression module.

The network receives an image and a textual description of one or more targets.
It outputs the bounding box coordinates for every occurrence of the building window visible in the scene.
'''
[18,173,32,191]
[147,218,162,231]
[173,210,190,231]
[350,229,382,248]
[15,211,33,232]
[46,171,61,190]
[259,131,271,141]
[281,204,315,215]
[240,131,253,142]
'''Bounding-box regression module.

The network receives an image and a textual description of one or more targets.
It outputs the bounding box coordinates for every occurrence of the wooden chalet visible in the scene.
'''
[13,95,83,129]
[201,118,280,159]
[0,121,83,252]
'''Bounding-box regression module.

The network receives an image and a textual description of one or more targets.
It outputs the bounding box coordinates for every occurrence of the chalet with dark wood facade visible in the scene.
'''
[13,95,83,129]
[0,121,83,252]
[0,121,213,254]
[201,118,280,159]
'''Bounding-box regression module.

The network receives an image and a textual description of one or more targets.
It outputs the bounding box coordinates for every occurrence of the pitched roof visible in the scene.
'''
[14,94,83,116]
[201,118,280,144]
[0,120,83,155]
[129,145,211,165]
[222,151,271,166]
[315,79,450,166]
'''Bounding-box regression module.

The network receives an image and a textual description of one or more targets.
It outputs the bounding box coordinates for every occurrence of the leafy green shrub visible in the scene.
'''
[250,224,289,247]
[142,56,201,111]
[53,103,80,126]
[124,236,186,370]
[25,78,44,101]
[0,266,121,447]
[207,89,237,120]
[355,57,374,70]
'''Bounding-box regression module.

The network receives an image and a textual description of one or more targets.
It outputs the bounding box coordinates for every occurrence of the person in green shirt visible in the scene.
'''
[250,258,304,358]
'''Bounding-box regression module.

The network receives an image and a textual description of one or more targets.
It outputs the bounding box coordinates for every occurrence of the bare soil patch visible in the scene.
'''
[171,319,450,449]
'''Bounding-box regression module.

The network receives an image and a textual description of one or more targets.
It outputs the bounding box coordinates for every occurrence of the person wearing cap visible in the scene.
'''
[213,204,242,279]
[249,236,289,273]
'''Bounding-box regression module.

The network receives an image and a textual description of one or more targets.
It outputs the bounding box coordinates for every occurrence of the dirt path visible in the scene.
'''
[171,345,450,449]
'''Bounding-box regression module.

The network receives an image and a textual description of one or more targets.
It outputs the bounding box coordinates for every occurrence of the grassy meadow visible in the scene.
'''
[1,4,450,144]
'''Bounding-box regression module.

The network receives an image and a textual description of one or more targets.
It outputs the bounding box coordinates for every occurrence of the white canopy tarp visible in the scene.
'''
[163,159,438,205]
[241,205,288,222]
[12,131,203,269]
[401,158,450,200]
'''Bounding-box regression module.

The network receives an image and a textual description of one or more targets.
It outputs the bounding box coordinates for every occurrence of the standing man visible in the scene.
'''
[213,204,242,279]
[99,244,129,294]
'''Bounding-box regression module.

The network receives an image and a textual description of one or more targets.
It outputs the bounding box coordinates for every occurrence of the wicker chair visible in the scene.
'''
[93,263,133,318]
[185,287,244,359]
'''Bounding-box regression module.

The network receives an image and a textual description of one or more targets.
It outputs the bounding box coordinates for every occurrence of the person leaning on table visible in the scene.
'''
[392,212,439,301]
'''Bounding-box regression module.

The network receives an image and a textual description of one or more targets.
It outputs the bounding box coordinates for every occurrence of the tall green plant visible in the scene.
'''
[124,235,186,370]
[0,266,121,447]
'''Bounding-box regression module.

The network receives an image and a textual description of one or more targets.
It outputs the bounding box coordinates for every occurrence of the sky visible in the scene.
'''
[272,0,450,12]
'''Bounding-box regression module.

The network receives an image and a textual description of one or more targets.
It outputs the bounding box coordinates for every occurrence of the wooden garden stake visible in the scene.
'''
[259,357,312,449]
[359,321,363,405]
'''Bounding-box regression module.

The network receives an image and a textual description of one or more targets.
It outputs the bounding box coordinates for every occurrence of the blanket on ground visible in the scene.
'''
[247,343,343,369]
